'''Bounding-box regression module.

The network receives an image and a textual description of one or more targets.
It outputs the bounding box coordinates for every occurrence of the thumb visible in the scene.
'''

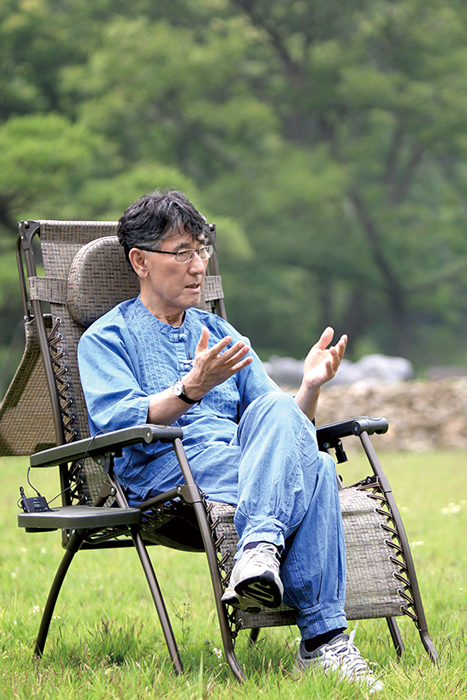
[315,326,334,349]
[196,326,210,355]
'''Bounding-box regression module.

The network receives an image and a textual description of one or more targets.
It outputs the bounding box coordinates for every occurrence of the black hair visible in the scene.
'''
[117,189,206,263]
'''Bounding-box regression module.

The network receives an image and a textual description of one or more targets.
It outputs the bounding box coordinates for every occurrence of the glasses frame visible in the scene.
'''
[135,244,214,264]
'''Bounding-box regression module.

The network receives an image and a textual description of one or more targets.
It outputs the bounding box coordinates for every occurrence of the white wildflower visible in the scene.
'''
[441,502,463,515]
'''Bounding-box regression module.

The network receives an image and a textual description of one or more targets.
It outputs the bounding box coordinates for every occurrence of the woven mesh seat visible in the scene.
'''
[209,485,403,633]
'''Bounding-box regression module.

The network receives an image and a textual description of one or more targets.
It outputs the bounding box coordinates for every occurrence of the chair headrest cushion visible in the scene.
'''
[68,236,139,328]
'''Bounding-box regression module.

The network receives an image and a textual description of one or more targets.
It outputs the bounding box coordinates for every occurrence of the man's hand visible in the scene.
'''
[183,327,253,400]
[295,327,347,420]
[303,327,347,389]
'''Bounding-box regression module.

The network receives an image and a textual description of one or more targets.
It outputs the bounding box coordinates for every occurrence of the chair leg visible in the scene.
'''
[171,439,245,681]
[419,628,439,664]
[191,500,245,682]
[34,529,84,657]
[387,616,439,666]
[249,628,260,646]
[386,617,404,659]
[130,526,184,675]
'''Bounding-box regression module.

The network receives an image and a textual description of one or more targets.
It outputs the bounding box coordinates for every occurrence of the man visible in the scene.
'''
[78,189,382,690]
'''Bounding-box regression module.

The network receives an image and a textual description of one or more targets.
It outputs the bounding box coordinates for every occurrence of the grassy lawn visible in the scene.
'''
[1,449,466,699]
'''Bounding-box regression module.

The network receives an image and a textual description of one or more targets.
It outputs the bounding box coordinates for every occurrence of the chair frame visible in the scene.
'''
[11,219,438,680]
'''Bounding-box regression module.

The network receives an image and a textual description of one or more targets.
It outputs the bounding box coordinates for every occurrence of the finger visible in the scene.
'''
[335,334,348,360]
[330,346,341,368]
[208,335,234,357]
[323,346,335,364]
[320,349,339,379]
[314,326,335,350]
[220,342,250,367]
[226,355,253,375]
[195,326,210,355]
[337,333,348,347]
[219,339,250,360]
[209,339,250,367]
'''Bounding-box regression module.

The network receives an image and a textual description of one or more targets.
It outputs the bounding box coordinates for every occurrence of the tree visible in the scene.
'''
[1,0,467,374]
[220,0,467,360]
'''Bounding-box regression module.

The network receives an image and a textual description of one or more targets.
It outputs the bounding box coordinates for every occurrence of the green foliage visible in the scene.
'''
[1,0,467,372]
[0,113,105,220]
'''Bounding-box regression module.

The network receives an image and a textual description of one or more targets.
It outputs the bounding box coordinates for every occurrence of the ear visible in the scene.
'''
[128,248,148,279]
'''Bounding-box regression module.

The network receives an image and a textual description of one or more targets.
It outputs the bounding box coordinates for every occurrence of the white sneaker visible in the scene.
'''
[221,542,283,611]
[293,630,384,693]
[220,585,264,613]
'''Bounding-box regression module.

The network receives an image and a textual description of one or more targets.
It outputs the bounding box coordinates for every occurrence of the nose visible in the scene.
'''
[189,250,207,272]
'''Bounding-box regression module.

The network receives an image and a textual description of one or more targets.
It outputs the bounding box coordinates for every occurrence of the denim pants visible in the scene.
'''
[230,392,347,639]
[140,390,348,640]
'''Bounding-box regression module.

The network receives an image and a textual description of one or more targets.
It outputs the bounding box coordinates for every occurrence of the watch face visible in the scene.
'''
[173,379,184,397]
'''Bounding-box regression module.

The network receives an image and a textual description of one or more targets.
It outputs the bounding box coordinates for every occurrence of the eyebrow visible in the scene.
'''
[170,237,208,251]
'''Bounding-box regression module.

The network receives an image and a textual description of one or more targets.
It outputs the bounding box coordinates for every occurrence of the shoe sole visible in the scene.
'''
[235,571,283,608]
[220,590,263,614]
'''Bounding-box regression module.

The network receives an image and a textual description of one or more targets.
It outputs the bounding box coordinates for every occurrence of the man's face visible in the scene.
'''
[135,229,208,323]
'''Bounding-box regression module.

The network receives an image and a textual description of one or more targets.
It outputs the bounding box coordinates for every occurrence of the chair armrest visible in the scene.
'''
[18,504,142,531]
[30,424,183,468]
[317,416,388,451]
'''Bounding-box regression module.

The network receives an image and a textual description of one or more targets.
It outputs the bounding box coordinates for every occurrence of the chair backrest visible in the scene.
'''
[2,220,225,506]
[0,314,56,455]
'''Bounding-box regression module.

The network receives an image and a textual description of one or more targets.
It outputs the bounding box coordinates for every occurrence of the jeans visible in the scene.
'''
[137,390,348,640]
[231,392,347,639]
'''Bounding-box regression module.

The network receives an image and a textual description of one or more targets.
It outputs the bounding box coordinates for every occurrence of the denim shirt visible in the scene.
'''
[78,298,280,502]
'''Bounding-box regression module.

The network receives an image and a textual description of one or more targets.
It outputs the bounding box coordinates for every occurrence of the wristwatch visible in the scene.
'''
[172,379,200,405]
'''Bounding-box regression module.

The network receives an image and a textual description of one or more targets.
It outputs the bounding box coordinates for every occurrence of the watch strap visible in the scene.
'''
[172,379,200,405]
[178,391,199,405]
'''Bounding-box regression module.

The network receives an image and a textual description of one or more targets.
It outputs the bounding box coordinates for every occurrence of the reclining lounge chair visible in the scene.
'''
[0,218,438,680]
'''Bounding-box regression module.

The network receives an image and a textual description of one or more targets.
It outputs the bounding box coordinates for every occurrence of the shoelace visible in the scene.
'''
[321,629,375,680]
[245,543,280,568]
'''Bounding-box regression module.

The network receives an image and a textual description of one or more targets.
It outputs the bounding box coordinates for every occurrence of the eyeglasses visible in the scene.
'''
[135,244,214,263]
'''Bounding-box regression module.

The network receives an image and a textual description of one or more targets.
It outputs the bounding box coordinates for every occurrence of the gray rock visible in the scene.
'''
[265,353,414,387]
[263,356,305,387]
[328,354,414,386]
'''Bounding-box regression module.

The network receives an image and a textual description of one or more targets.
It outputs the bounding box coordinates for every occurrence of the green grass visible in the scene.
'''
[1,451,466,698]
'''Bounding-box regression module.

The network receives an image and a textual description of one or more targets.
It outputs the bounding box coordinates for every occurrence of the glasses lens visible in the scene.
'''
[198,245,213,260]
[175,245,213,262]
[175,249,192,263]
